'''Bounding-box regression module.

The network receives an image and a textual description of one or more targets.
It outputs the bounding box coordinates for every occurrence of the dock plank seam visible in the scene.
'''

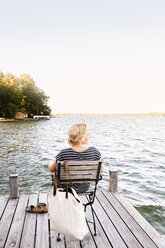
[97,190,143,248]
[35,193,49,248]
[0,198,19,248]
[6,199,20,247]
[101,190,157,248]
[5,195,29,248]
[95,192,132,248]
[83,195,109,248]
[0,196,10,221]
[34,194,39,248]
[111,192,165,248]
[83,196,99,247]
[99,191,146,247]
[86,196,113,247]
[20,194,38,248]
[112,192,163,247]
[92,205,114,247]
[92,196,127,247]
[83,219,97,248]
[18,195,30,248]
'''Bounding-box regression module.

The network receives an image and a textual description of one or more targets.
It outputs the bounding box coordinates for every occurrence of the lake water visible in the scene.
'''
[0,116,165,237]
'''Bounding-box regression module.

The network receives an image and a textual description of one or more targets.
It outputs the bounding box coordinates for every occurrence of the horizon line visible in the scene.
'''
[51,112,165,117]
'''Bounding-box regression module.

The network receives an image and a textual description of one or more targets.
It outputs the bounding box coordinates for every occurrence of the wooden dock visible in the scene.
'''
[0,172,165,248]
[0,190,165,248]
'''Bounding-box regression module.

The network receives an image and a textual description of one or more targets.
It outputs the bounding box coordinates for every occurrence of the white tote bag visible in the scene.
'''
[47,187,89,240]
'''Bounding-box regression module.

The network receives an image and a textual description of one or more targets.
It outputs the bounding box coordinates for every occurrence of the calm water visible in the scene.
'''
[0,116,165,237]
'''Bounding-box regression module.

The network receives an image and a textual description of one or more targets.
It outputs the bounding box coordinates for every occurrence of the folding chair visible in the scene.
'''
[51,160,102,240]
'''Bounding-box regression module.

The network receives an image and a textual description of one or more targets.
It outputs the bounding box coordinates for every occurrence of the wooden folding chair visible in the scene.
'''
[51,160,102,240]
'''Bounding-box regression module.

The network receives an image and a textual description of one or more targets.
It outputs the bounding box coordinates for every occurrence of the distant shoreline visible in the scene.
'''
[0,119,16,122]
[52,112,165,117]
[1,113,165,122]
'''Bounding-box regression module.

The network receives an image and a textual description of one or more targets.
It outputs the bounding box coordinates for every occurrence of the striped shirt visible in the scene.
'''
[55,147,101,193]
[56,146,101,162]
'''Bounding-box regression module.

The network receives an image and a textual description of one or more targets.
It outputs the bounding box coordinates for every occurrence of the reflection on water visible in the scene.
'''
[0,116,165,237]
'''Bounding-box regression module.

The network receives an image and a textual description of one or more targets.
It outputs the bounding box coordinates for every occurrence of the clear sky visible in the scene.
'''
[1,0,165,114]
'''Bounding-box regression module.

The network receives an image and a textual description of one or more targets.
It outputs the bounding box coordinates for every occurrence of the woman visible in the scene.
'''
[48,123,104,193]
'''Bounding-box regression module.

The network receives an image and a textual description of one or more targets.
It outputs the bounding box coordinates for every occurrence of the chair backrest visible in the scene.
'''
[56,160,102,184]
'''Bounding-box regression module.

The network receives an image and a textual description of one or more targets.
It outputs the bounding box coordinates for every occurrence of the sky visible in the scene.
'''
[0,0,165,114]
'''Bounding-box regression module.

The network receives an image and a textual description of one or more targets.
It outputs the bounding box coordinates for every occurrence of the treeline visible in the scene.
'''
[0,72,51,118]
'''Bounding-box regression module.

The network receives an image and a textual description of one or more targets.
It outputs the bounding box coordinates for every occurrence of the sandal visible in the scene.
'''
[25,203,48,213]
[37,202,47,208]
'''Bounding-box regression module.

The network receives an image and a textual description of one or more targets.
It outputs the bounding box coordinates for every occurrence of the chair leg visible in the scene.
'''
[90,204,97,236]
[57,233,61,241]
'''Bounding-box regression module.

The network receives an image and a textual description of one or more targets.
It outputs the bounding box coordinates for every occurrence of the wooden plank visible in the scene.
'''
[20,194,38,248]
[65,236,81,248]
[79,200,96,248]
[59,161,100,165]
[50,231,65,248]
[60,170,97,175]
[60,180,96,184]
[59,174,97,180]
[96,190,142,248]
[92,196,127,248]
[81,196,112,248]
[59,165,98,171]
[102,190,158,248]
[5,195,29,248]
[35,193,49,248]
[80,231,96,248]
[0,198,18,248]
[0,196,9,219]
[112,192,165,248]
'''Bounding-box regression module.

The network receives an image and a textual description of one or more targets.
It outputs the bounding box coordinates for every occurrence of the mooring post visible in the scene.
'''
[9,174,19,199]
[109,170,118,193]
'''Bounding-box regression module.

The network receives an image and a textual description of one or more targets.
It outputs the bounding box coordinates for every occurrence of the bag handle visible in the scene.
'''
[53,166,62,196]
[53,160,73,198]
[64,160,73,198]
[64,161,73,186]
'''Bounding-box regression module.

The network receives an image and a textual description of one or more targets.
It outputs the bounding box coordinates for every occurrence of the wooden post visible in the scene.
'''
[9,174,19,199]
[109,170,118,193]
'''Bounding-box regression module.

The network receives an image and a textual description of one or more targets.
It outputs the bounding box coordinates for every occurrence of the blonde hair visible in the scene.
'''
[68,123,88,146]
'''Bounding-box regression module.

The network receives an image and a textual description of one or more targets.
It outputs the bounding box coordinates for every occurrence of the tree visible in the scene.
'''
[0,71,51,118]
[19,74,51,116]
[0,73,21,118]
[5,103,17,118]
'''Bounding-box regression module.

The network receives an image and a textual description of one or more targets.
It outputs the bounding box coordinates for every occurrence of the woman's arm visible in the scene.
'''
[48,160,57,172]
[101,163,104,173]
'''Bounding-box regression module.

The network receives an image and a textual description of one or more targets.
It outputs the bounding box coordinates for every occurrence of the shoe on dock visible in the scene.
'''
[25,203,48,213]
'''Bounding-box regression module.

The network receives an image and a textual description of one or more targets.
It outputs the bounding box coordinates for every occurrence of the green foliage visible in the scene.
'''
[0,71,51,118]
[5,103,17,118]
